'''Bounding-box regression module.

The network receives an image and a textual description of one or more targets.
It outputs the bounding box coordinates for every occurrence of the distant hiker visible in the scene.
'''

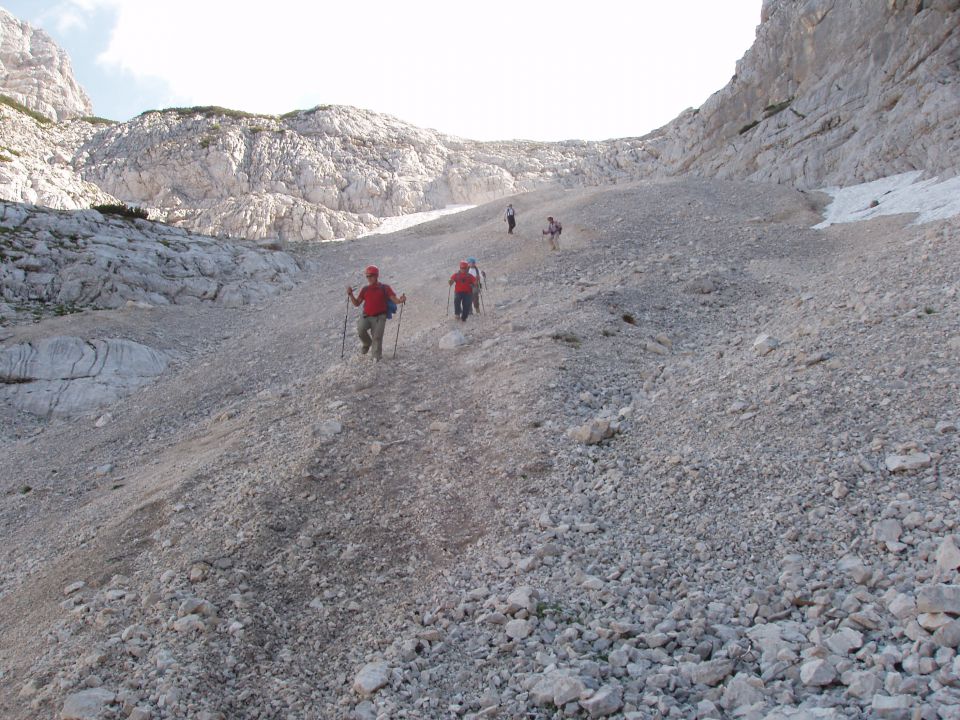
[467,257,485,313]
[346,265,406,360]
[449,260,477,322]
[542,216,562,251]
[504,203,516,234]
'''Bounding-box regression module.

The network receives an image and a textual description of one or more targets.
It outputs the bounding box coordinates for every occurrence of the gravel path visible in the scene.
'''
[1,178,958,720]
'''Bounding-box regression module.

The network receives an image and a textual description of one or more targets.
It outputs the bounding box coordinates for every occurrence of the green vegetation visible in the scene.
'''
[142,105,274,121]
[0,94,52,124]
[249,126,264,134]
[80,116,117,126]
[763,97,794,118]
[0,154,12,163]
[738,119,760,135]
[53,303,80,317]
[200,138,212,149]
[622,313,636,325]
[92,203,149,220]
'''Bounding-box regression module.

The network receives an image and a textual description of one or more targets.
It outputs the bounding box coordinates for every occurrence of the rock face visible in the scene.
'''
[1,1,959,244]
[0,2,955,243]
[0,8,93,121]
[0,335,166,417]
[648,0,960,188]
[71,106,651,242]
[0,200,306,323]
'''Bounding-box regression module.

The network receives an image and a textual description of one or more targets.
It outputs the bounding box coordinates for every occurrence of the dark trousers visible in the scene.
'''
[507,215,516,233]
[454,291,472,321]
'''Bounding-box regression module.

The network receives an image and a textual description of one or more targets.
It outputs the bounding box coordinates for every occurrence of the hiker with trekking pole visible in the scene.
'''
[344,265,406,361]
[542,216,562,251]
[449,260,477,322]
[466,257,485,314]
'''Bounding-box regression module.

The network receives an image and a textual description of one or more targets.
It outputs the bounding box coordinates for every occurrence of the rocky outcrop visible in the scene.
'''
[0,336,167,416]
[0,8,93,121]
[0,105,117,209]
[73,106,652,241]
[0,200,307,324]
[0,1,957,242]
[648,0,960,188]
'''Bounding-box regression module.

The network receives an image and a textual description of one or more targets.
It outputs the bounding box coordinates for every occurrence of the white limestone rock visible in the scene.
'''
[60,688,116,720]
[752,334,781,356]
[799,659,836,686]
[439,330,467,350]
[917,585,960,615]
[579,684,623,717]
[936,536,960,573]
[884,453,932,472]
[0,336,167,417]
[0,9,92,121]
[352,662,390,697]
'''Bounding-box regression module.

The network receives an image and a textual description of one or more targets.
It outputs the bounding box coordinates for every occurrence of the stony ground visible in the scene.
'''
[0,178,958,720]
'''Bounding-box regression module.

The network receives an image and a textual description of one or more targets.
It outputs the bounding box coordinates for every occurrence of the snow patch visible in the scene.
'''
[361,205,475,237]
[815,171,960,229]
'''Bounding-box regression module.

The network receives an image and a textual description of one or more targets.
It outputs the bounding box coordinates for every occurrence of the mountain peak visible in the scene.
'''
[0,7,93,121]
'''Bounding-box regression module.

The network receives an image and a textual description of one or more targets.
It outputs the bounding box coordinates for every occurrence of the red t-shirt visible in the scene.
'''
[357,283,394,316]
[450,271,476,293]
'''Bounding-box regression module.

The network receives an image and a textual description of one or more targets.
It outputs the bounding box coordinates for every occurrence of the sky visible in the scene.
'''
[4,1,762,142]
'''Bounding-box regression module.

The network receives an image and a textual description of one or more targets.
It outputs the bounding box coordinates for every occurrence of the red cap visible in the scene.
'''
[365,265,379,276]
[459,260,468,269]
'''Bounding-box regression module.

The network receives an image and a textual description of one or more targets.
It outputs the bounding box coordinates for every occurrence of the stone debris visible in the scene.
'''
[0,4,959,717]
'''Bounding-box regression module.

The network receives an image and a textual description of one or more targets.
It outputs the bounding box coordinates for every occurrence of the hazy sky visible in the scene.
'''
[5,1,762,142]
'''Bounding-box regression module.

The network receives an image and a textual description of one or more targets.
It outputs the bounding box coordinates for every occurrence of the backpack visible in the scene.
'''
[555,220,562,235]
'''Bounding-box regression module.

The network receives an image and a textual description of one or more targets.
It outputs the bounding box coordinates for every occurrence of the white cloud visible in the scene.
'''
[53,0,762,140]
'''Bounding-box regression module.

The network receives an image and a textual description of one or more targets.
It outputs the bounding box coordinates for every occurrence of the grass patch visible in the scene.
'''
[92,203,149,220]
[53,303,80,317]
[143,105,273,121]
[763,97,794,118]
[80,116,117,126]
[923,306,936,315]
[0,94,52,124]
[19,485,32,494]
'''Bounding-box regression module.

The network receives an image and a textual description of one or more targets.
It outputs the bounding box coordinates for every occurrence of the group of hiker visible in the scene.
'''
[503,204,562,250]
[343,204,561,360]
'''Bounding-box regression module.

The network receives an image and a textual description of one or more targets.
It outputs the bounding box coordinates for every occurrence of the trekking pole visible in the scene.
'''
[340,295,350,359]
[446,285,451,316]
[393,302,404,359]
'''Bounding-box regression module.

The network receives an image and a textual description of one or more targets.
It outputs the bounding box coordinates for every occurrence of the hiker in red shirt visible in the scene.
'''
[448,260,477,322]
[347,265,406,360]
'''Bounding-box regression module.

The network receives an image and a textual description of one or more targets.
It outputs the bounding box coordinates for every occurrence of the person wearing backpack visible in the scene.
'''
[448,260,477,322]
[466,257,485,313]
[504,203,516,234]
[542,216,562,251]
[346,265,406,360]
